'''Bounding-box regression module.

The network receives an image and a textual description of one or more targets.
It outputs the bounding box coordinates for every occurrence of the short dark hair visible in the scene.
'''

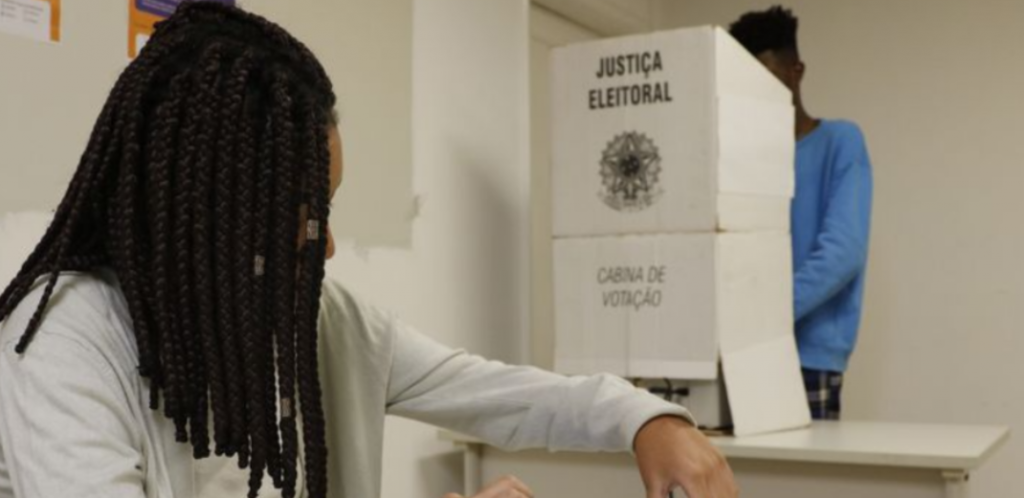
[729,5,800,58]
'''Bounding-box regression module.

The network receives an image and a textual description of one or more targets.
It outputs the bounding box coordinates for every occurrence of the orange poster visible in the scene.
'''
[128,0,234,58]
[0,0,61,43]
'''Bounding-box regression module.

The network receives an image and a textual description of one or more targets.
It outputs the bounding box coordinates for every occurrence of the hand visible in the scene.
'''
[443,475,535,498]
[633,416,738,498]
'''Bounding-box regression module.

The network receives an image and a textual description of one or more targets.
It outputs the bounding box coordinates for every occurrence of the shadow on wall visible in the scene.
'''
[416,449,465,496]
[443,141,525,363]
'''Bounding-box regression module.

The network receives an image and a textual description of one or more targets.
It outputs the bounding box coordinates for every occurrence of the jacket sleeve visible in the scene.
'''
[794,128,874,321]
[0,331,146,498]
[384,317,693,453]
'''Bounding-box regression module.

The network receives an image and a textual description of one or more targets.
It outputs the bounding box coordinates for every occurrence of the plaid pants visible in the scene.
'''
[802,368,843,420]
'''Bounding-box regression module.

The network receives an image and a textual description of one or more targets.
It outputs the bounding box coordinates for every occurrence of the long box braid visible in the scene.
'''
[0,4,336,498]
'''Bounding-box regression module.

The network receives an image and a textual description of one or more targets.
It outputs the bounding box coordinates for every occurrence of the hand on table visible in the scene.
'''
[443,475,535,498]
[634,415,738,498]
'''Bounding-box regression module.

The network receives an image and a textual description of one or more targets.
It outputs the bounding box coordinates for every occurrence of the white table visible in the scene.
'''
[442,421,1009,498]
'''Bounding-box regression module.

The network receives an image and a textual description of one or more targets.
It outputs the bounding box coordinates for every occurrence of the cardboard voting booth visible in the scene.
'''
[551,26,810,436]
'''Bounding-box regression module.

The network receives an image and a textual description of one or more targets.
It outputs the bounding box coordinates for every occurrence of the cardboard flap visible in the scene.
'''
[713,27,791,103]
[717,94,795,198]
[722,334,810,436]
[716,232,793,355]
[717,193,791,232]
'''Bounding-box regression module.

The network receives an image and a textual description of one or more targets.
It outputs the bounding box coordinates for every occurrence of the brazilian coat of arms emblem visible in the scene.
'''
[598,131,663,212]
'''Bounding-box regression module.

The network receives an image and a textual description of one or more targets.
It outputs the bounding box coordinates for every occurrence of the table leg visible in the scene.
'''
[463,443,484,495]
[942,470,970,498]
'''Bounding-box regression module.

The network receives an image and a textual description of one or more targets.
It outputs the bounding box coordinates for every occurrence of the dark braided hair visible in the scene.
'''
[729,5,800,58]
[0,4,336,498]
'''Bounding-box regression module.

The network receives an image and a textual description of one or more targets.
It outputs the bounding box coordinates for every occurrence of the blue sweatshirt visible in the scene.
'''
[792,119,873,373]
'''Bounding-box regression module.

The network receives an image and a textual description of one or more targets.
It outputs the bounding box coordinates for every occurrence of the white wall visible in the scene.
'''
[658,2,1024,497]
[0,0,414,247]
[0,1,125,216]
[528,6,598,370]
[326,1,531,497]
[243,0,414,247]
[532,0,661,36]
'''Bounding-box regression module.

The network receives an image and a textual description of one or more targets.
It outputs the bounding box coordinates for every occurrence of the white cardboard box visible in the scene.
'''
[553,232,809,435]
[550,26,809,436]
[551,26,795,237]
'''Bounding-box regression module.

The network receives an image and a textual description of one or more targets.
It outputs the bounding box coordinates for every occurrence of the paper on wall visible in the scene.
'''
[0,0,59,43]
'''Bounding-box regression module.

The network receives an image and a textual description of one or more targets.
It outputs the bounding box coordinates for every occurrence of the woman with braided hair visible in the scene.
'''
[0,3,736,498]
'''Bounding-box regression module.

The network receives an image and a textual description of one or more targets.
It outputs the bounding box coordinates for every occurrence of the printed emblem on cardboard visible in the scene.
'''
[599,131,663,212]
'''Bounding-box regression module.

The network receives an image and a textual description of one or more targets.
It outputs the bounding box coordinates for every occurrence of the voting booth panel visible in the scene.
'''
[551,27,794,238]
[551,26,808,436]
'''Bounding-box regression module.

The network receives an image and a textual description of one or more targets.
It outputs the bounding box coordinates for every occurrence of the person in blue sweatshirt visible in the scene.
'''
[729,6,873,420]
